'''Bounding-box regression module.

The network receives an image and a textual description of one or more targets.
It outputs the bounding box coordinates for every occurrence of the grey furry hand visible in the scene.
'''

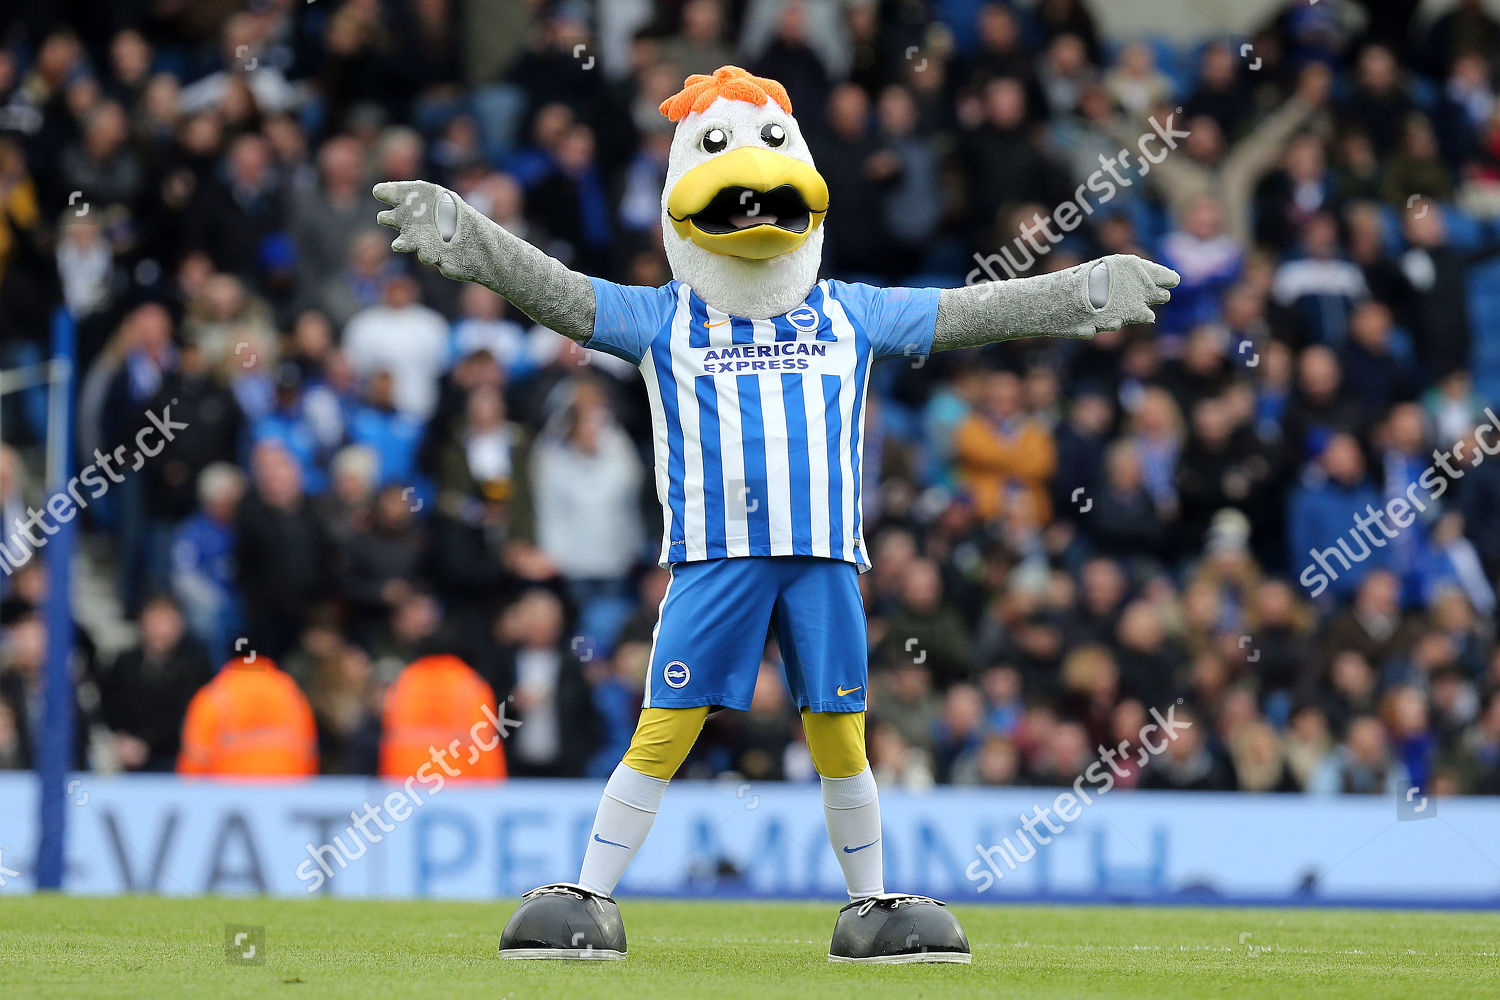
[374,179,483,285]
[933,253,1181,351]
[1085,254,1181,334]
[372,179,596,343]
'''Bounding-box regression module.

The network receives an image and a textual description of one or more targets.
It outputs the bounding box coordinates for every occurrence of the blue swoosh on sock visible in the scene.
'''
[842,839,879,854]
[593,833,630,849]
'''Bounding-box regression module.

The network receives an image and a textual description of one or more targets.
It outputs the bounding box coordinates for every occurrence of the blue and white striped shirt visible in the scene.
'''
[587,278,939,569]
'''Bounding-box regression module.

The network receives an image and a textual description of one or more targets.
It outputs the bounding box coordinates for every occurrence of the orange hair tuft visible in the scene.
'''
[659,65,792,122]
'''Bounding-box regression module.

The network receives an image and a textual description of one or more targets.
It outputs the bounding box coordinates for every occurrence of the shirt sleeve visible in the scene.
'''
[586,278,679,366]
[826,279,941,360]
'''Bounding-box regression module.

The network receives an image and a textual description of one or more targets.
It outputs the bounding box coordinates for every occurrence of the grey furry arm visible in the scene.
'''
[374,180,596,343]
[932,254,1179,352]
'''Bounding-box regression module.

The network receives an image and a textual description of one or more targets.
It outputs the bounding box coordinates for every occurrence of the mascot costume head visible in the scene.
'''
[658,66,828,320]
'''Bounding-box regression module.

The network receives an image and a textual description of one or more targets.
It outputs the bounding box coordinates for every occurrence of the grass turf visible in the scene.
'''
[2,895,1497,999]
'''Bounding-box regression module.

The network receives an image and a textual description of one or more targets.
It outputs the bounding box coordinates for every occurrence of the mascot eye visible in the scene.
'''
[760,123,786,147]
[701,127,728,153]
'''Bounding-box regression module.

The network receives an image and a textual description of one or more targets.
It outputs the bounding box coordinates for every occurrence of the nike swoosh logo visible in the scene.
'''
[706,320,729,328]
[837,685,863,697]
[593,833,629,849]
[843,839,879,854]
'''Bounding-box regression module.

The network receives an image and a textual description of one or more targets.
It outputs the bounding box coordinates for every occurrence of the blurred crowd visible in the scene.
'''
[3,0,1500,799]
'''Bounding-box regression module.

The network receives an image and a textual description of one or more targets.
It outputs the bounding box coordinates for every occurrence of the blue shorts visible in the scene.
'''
[646,556,867,713]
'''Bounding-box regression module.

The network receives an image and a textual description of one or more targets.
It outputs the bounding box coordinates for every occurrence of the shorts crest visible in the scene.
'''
[663,660,692,689]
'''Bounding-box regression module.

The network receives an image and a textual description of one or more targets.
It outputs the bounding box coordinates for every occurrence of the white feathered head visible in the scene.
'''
[658,66,828,319]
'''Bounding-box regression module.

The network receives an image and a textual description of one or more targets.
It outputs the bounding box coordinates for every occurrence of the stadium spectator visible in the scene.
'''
[872,84,941,280]
[1113,600,1182,708]
[931,683,988,783]
[1308,713,1407,795]
[347,370,424,487]
[185,133,287,284]
[1049,386,1113,523]
[1102,42,1172,120]
[1254,132,1338,253]
[960,76,1060,244]
[1271,212,1369,349]
[342,272,449,420]
[1444,689,1500,794]
[1027,718,1096,786]
[489,589,597,777]
[340,484,427,643]
[1287,432,1388,603]
[369,589,444,681]
[953,370,1055,524]
[253,362,330,495]
[1139,706,1237,791]
[716,660,801,781]
[1087,440,1168,561]
[1408,203,1500,378]
[309,639,380,776]
[1181,43,1251,140]
[429,381,538,570]
[871,659,941,758]
[1175,398,1272,552]
[1319,570,1424,676]
[809,83,889,278]
[0,613,91,769]
[1339,45,1416,158]
[104,302,177,613]
[530,380,643,590]
[99,595,212,772]
[1135,64,1331,245]
[659,0,738,91]
[1420,514,1496,617]
[236,441,332,659]
[177,654,318,777]
[0,444,34,585]
[0,697,22,769]
[290,135,369,310]
[877,558,972,687]
[379,652,506,781]
[1227,718,1300,792]
[1159,195,1244,336]
[1342,303,1415,409]
[868,719,935,790]
[168,462,245,667]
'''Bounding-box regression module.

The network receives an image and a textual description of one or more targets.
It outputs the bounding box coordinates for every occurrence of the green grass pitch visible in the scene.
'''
[2,895,1497,999]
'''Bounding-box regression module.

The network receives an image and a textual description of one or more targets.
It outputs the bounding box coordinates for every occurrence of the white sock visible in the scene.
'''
[821,765,884,899]
[576,763,669,896]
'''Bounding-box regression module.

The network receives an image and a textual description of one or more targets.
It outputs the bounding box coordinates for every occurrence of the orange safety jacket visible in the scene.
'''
[379,655,507,781]
[178,658,318,778]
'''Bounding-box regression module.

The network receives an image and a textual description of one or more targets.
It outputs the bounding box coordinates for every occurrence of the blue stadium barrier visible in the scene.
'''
[2,773,1495,907]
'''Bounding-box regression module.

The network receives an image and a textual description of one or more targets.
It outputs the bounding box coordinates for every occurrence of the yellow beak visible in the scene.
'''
[665,146,829,260]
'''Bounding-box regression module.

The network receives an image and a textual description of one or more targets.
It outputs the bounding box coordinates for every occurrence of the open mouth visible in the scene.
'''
[664,146,828,259]
[683,184,812,235]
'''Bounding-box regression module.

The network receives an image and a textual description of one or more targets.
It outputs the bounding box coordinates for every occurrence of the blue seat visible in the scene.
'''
[1443,205,1484,251]
[1468,256,1500,401]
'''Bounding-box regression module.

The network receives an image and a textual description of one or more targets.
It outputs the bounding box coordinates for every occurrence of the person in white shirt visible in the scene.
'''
[342,273,449,420]
[531,382,644,584]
